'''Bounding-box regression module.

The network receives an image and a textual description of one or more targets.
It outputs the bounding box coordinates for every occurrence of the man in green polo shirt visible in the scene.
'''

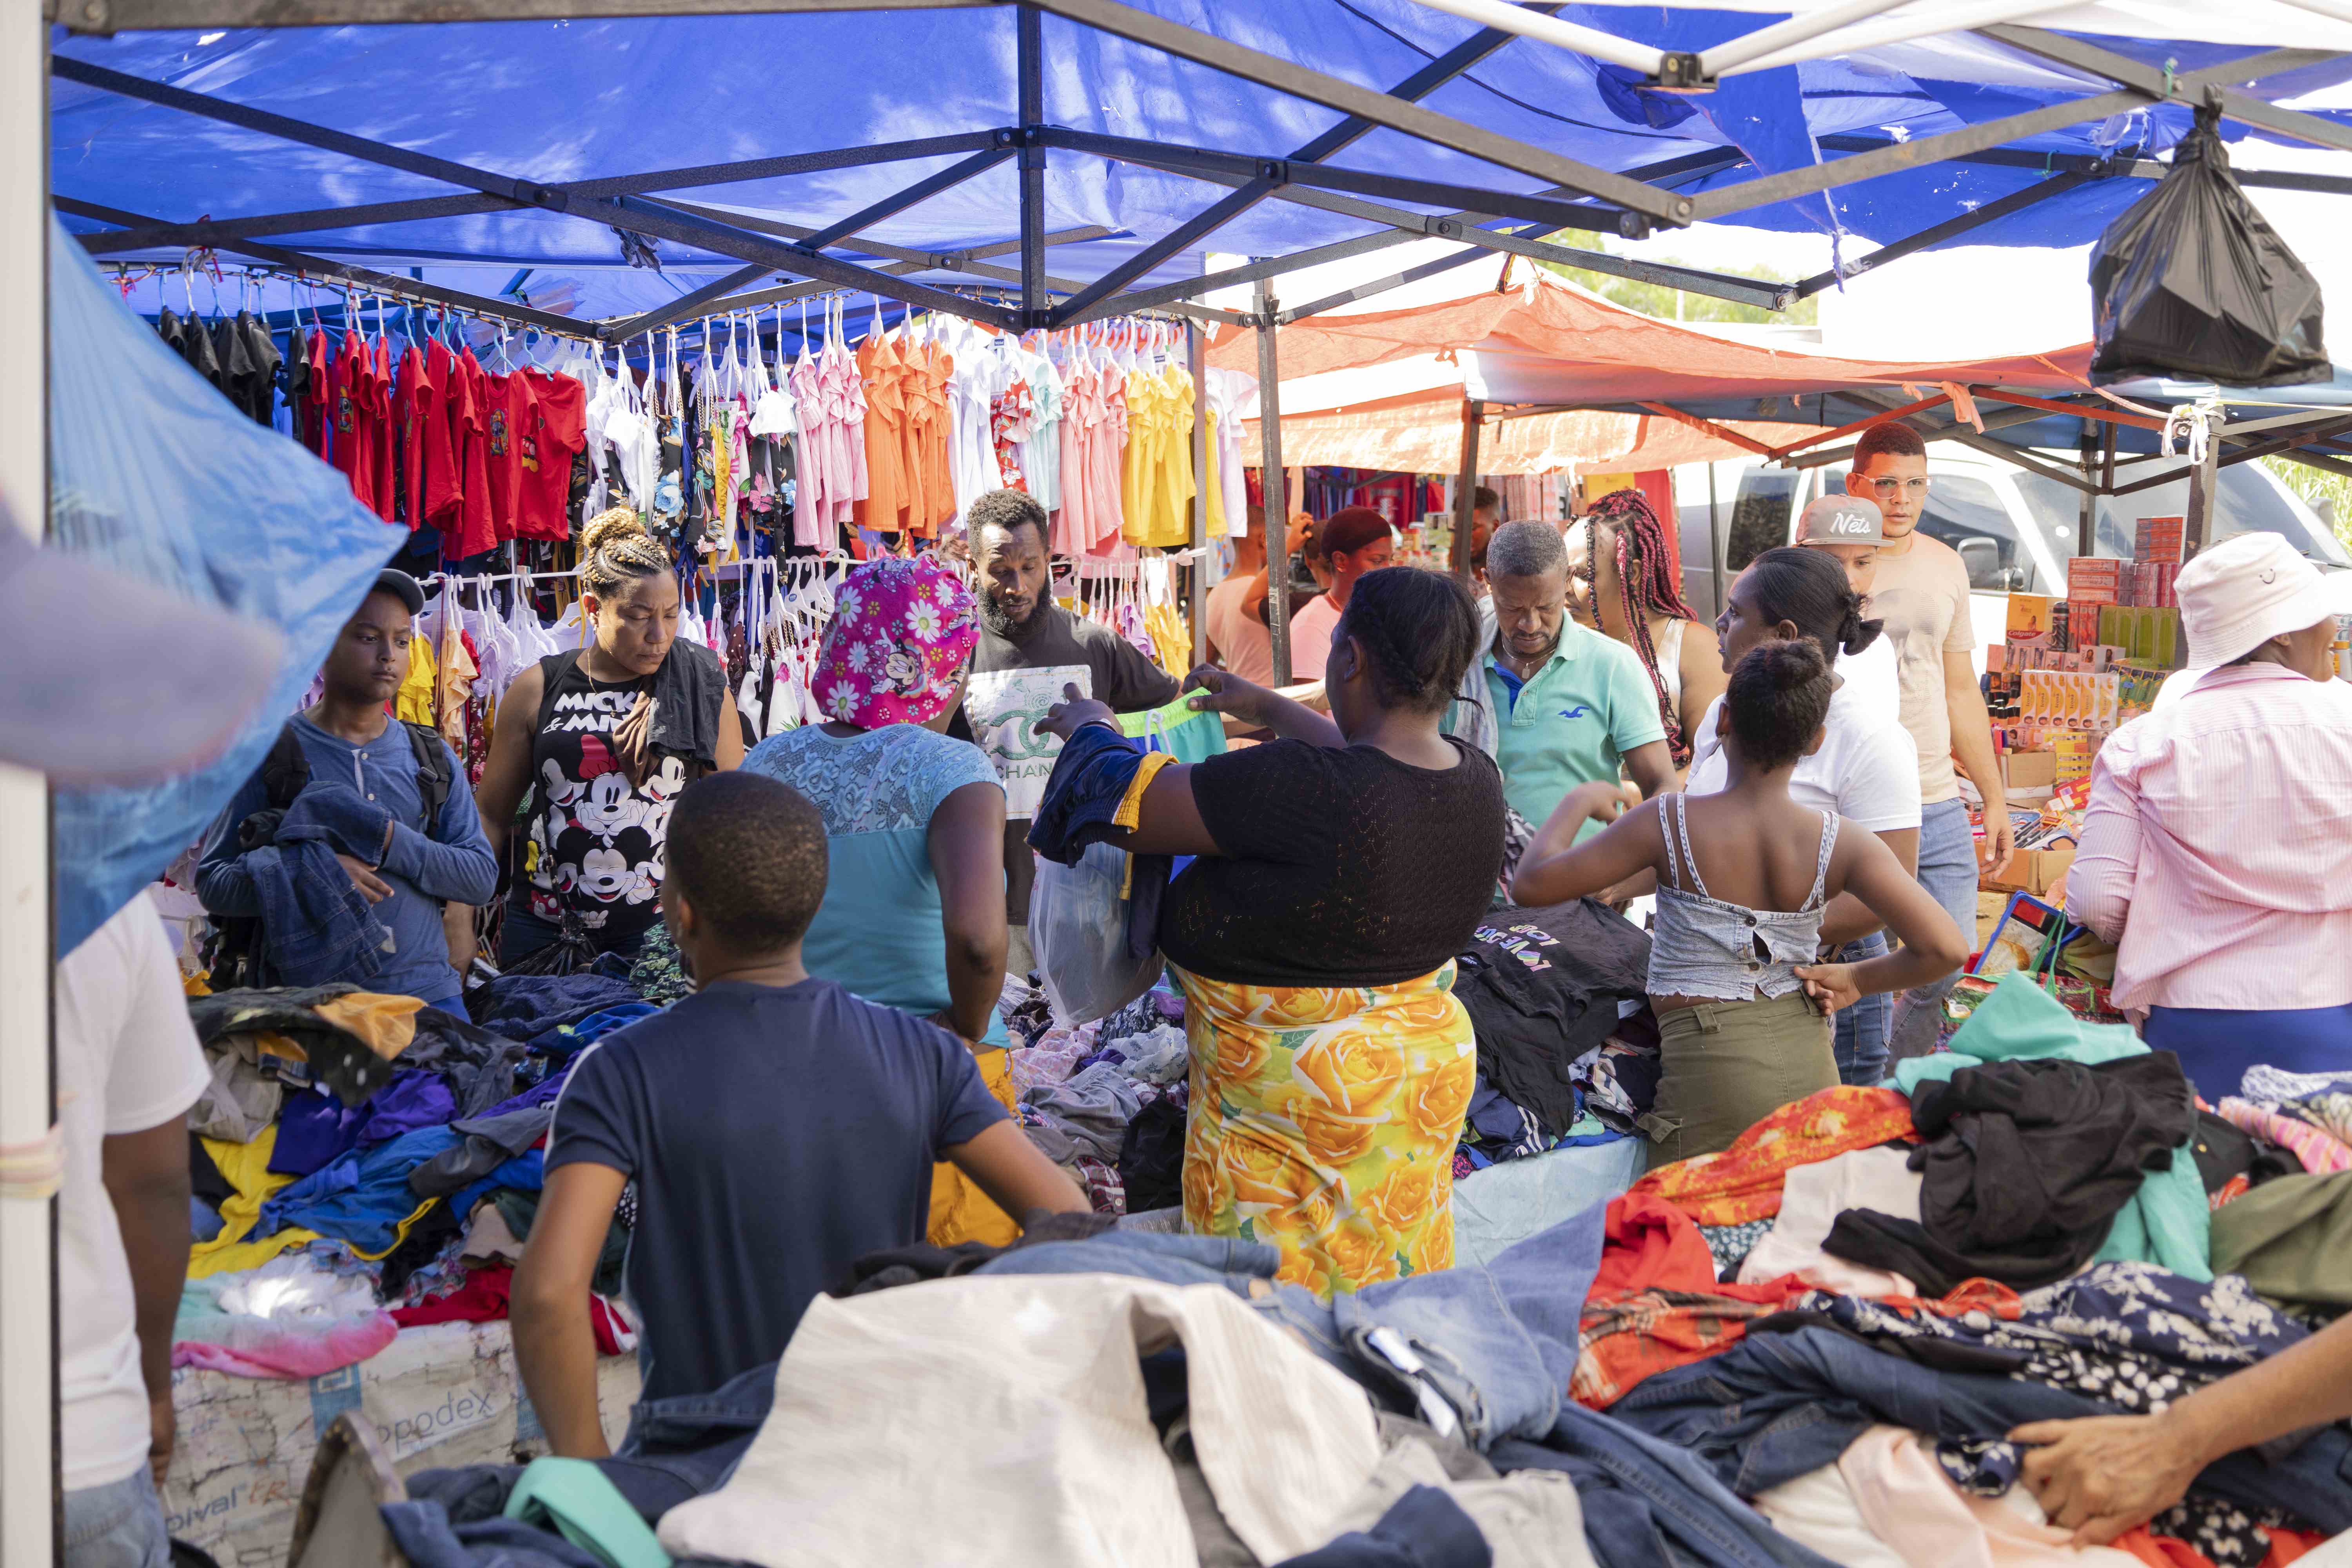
[1446,520,1675,837]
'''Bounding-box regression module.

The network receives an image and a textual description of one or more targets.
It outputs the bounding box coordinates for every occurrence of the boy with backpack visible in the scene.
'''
[196,568,498,1014]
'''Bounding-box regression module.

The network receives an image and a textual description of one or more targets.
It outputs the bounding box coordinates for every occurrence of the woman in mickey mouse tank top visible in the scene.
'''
[475,509,744,964]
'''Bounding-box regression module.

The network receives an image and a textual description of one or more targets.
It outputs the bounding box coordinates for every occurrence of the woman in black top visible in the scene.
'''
[476,509,742,965]
[1038,568,1504,1295]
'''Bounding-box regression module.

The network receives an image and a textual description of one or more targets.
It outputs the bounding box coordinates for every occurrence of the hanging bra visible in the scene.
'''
[1648,792,1839,1003]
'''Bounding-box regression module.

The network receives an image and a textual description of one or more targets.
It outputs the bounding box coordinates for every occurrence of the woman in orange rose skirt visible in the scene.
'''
[1036,567,1506,1294]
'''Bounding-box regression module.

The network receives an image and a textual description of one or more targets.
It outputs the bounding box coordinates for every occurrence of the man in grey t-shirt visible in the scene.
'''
[949,491,1181,937]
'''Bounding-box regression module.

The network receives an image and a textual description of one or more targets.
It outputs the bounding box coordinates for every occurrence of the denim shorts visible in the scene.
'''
[63,1467,169,1568]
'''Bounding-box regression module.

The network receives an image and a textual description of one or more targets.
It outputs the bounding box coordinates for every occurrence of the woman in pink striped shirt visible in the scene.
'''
[2065,533,2352,1102]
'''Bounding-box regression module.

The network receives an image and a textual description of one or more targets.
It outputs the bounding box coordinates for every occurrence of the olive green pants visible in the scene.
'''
[1640,990,1838,1170]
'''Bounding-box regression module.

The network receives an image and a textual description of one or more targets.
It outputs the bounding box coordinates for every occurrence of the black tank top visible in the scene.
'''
[510,655,687,944]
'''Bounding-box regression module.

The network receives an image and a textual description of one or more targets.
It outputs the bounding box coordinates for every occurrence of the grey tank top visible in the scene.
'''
[1648,792,1839,1002]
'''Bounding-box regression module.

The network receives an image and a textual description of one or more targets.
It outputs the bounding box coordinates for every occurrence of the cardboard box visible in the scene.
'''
[2135,516,2185,563]
[2005,593,2054,650]
[2067,558,2122,591]
[1984,842,2075,897]
[2006,749,2058,788]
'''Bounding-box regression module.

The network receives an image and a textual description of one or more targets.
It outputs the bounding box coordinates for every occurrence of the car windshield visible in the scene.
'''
[1825,467,2039,591]
[2016,463,2351,568]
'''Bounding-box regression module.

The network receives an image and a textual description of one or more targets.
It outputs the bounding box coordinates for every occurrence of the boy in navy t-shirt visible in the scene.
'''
[514,771,1086,1455]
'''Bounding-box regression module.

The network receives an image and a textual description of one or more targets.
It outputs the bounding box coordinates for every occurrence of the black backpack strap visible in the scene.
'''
[258,722,310,811]
[400,721,454,829]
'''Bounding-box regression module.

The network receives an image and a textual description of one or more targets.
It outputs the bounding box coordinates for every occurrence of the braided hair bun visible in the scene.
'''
[581,507,673,599]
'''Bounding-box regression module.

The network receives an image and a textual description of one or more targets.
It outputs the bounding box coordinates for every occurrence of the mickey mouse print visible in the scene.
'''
[522,672,686,941]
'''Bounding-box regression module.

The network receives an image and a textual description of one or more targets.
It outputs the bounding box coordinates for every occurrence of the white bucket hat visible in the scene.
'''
[2176,532,2338,668]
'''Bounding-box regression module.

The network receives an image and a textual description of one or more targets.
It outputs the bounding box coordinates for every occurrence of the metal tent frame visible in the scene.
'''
[44,5,2352,684]
[11,4,2352,1559]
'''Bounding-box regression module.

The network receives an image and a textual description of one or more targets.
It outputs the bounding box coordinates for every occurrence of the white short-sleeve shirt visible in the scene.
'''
[59,897,210,1492]
[1687,676,1922,832]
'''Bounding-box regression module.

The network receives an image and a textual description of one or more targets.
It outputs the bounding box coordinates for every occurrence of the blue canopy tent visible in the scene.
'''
[7,4,2352,1561]
[42,0,2352,677]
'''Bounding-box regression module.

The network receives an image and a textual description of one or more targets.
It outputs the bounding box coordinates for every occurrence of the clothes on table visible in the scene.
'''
[1840,1425,2149,1568]
[257,1124,456,1257]
[189,1047,285,1142]
[1171,960,1476,1295]
[1626,1085,1915,1227]
[1453,900,1650,1139]
[1605,1322,2352,1563]
[1884,972,2211,1283]
[1735,1146,1923,1297]
[188,1125,321,1279]
[173,1252,397,1379]
[1823,1053,2199,1296]
[2209,1169,2352,1308]
[465,971,643,1040]
[2212,1098,2352,1175]
[654,1274,1384,1568]
[410,1105,555,1198]
[270,1072,457,1177]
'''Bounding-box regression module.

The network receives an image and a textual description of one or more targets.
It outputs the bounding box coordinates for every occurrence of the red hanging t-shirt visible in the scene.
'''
[421,340,463,532]
[368,336,396,523]
[516,369,587,541]
[483,371,540,544]
[394,345,432,531]
[327,332,375,514]
[302,329,333,462]
[444,349,497,561]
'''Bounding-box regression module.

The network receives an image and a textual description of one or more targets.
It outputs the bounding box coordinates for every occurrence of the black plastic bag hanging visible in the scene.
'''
[2088,105,2328,387]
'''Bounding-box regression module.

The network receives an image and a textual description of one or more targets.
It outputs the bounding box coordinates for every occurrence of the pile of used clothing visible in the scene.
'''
[1452,899,1659,1174]
[178,965,655,1381]
[384,966,2351,1568]
[1002,975,1192,1218]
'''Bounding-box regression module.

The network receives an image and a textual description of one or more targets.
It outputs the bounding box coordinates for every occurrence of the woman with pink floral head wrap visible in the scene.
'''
[744,554,1007,1033]
[745,553,1024,1248]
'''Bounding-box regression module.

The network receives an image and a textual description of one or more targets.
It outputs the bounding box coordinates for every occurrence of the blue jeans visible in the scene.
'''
[1831,932,1892,1086]
[63,1468,168,1568]
[1889,796,1979,1063]
[1608,1324,2352,1526]
[980,1203,1609,1452]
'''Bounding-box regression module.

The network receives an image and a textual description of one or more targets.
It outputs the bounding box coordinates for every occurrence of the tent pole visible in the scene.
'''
[1450,400,1481,581]
[1707,461,1724,617]
[1189,316,1210,668]
[1257,274,1290,686]
[0,4,54,1564]
[1016,3,1046,325]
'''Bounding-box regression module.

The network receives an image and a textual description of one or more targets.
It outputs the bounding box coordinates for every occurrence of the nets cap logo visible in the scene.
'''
[1797,494,1884,546]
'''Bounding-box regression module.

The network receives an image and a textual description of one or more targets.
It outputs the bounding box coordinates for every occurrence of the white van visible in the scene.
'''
[1673,446,2352,670]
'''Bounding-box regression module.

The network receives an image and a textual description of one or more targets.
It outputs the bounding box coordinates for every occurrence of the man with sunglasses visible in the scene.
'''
[1844,422,2013,1065]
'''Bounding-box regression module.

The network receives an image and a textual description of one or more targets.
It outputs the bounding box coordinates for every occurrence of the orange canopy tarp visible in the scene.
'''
[1238,391,1817,476]
[1207,270,2096,410]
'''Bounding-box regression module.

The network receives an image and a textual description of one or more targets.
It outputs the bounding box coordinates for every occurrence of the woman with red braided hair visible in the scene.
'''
[1572,488,1726,777]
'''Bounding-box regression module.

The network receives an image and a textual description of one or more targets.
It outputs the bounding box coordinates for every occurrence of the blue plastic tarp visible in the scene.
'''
[48,5,2352,334]
[49,215,407,954]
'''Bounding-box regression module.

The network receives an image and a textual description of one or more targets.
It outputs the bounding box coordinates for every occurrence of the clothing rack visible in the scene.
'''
[101,258,605,348]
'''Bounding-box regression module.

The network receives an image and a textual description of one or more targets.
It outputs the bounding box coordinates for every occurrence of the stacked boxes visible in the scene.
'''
[2134,515,2185,563]
[2096,604,2181,666]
